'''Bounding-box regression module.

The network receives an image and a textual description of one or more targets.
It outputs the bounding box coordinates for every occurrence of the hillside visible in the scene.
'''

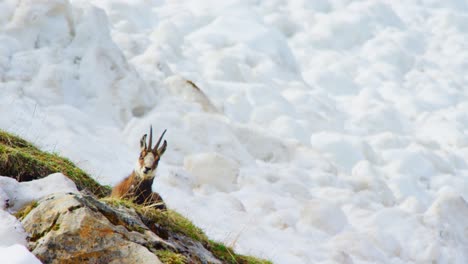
[0,130,271,264]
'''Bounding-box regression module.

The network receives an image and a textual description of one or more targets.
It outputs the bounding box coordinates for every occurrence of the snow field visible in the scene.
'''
[1,0,468,263]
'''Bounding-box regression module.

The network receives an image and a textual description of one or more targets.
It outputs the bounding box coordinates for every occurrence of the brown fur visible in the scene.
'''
[110,172,165,208]
[110,127,167,209]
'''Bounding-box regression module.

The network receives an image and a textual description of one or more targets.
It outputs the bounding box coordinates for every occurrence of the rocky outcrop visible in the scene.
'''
[20,192,221,264]
[1,131,269,264]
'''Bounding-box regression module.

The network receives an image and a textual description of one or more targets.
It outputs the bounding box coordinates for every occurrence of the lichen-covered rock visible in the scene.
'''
[20,192,222,264]
[21,193,163,264]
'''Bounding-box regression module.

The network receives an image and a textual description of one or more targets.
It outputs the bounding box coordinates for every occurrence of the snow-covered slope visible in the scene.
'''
[1,0,468,263]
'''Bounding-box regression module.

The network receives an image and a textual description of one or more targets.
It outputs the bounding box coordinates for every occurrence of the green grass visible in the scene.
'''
[0,130,110,197]
[156,250,187,264]
[209,241,271,264]
[140,206,209,242]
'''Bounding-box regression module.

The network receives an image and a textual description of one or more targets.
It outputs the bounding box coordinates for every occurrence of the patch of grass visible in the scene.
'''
[139,206,208,242]
[101,197,136,209]
[209,241,272,264]
[143,208,271,263]
[0,130,110,197]
[14,201,39,220]
[102,197,272,264]
[102,197,207,242]
[0,130,35,149]
[156,250,187,264]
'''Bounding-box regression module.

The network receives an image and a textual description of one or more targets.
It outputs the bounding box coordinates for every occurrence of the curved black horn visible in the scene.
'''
[153,129,167,152]
[148,125,153,151]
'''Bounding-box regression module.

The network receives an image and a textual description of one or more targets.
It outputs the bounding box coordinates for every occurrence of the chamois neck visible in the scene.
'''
[133,176,156,204]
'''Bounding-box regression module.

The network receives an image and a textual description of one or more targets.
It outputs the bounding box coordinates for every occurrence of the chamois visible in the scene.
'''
[111,126,167,209]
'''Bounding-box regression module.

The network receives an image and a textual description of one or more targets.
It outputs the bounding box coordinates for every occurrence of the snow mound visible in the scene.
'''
[184,152,239,192]
[0,173,78,212]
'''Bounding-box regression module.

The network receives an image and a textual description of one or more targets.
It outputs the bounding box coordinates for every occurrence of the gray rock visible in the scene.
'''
[20,192,221,264]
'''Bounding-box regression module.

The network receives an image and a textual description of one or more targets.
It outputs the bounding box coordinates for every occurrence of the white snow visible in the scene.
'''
[1,0,468,263]
[0,245,41,264]
[0,173,78,211]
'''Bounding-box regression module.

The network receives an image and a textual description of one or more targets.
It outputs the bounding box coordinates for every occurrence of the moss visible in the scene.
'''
[0,130,110,197]
[14,201,39,220]
[53,223,61,231]
[156,250,187,264]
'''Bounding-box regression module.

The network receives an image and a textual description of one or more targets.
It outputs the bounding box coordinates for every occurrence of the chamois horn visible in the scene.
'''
[148,125,153,151]
[153,129,167,152]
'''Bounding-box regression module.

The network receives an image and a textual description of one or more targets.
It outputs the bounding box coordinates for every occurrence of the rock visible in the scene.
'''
[20,192,221,264]
[22,193,162,264]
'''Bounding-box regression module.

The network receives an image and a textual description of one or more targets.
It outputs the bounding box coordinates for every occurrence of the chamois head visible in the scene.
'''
[135,126,167,179]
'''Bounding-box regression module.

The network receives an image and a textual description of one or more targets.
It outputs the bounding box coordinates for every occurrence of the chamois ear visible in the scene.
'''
[158,140,167,156]
[140,134,147,152]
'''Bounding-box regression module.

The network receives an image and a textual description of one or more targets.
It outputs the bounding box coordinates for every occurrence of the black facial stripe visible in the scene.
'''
[152,159,160,169]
